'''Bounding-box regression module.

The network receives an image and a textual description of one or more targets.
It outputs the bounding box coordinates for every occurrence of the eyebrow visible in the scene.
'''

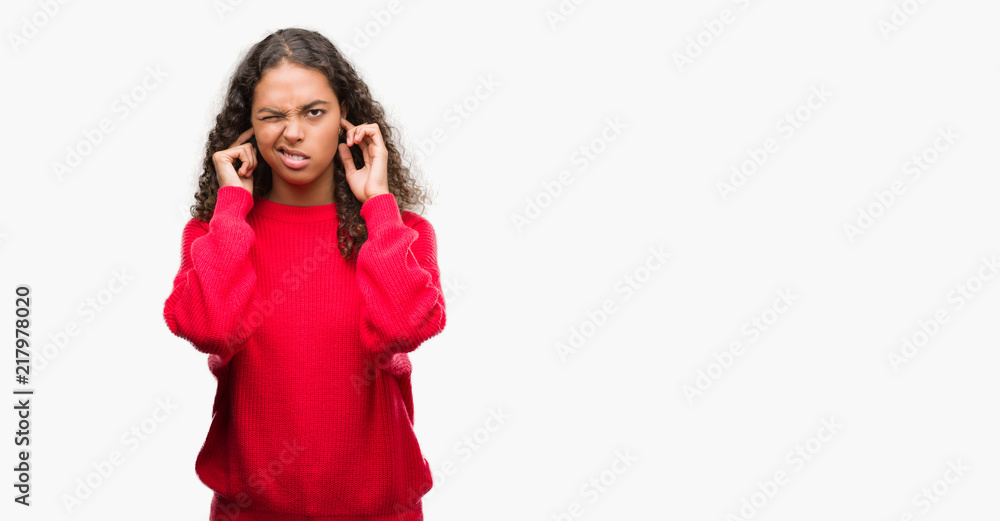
[256,100,329,115]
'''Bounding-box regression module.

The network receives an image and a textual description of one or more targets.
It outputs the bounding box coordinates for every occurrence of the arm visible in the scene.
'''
[162,186,264,364]
[356,192,446,356]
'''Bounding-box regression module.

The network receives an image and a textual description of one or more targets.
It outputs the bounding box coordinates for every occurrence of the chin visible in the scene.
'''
[281,170,323,183]
[279,175,316,185]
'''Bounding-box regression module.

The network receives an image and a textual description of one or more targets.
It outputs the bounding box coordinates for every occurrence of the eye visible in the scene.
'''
[307,108,325,117]
[261,115,282,120]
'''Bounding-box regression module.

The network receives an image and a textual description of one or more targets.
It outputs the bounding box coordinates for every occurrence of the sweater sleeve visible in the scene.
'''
[162,185,264,364]
[356,192,446,356]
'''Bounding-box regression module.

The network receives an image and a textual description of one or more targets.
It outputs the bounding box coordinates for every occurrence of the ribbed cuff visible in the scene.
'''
[215,185,254,220]
[359,192,401,235]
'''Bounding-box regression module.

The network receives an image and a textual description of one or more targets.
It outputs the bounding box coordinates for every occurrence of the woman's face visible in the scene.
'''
[251,62,346,193]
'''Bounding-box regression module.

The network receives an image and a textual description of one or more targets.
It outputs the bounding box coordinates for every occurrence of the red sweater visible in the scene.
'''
[162,185,445,520]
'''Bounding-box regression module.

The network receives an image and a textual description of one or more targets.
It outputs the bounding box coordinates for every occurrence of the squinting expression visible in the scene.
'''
[251,61,345,188]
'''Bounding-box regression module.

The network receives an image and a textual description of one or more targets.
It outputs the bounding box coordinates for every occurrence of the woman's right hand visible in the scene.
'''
[213,127,257,193]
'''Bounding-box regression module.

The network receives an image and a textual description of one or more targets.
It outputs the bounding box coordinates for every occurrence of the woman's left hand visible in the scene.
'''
[338,117,390,204]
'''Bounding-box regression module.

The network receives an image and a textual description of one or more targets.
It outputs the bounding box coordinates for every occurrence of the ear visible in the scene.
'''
[340,100,348,120]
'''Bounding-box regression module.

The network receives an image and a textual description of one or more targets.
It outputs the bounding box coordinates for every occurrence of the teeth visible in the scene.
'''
[282,151,306,160]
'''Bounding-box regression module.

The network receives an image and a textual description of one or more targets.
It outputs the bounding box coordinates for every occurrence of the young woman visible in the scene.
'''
[162,27,445,520]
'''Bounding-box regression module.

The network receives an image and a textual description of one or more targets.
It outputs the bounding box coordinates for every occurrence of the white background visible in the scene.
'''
[2,0,998,519]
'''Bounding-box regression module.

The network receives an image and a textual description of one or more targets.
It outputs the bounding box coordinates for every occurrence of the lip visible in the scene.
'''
[277,147,310,170]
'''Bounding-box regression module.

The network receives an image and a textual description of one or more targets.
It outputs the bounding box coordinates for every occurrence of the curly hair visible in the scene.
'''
[188,27,432,260]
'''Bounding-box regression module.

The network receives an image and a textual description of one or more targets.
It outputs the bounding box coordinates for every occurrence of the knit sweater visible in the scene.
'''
[162,185,445,520]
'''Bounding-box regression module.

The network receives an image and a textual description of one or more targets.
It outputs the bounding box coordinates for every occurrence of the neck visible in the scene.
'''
[265,167,336,206]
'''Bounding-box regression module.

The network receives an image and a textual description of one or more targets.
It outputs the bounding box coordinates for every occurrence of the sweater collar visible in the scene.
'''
[252,196,337,223]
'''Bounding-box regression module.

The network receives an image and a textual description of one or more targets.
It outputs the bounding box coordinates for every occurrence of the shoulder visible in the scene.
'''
[181,216,210,241]
[401,209,437,239]
[399,209,439,261]
[363,192,437,235]
[185,216,210,231]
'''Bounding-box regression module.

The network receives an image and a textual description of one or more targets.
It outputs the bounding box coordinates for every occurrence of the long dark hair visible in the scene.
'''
[189,27,432,259]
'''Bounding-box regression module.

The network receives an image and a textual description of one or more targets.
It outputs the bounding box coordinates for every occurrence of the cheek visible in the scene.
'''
[253,129,278,158]
[317,126,341,157]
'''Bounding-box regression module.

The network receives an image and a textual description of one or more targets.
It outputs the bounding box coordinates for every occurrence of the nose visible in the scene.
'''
[282,117,304,143]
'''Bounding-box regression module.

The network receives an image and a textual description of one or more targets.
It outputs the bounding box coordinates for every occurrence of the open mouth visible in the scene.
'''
[278,147,309,160]
[277,147,311,169]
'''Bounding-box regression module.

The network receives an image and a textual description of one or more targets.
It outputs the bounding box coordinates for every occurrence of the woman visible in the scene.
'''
[162,27,445,520]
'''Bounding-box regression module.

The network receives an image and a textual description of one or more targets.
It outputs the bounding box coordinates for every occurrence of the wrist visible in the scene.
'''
[363,191,391,204]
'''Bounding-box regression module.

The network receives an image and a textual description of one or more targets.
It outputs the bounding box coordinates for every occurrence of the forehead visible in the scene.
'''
[253,62,335,107]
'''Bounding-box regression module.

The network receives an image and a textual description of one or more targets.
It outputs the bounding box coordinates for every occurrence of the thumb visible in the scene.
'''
[338,143,357,175]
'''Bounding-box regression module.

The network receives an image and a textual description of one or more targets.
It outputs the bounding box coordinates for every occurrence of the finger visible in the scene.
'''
[348,125,363,147]
[338,143,357,176]
[358,128,377,166]
[362,124,383,147]
[357,125,371,145]
[361,134,373,166]
[359,125,379,150]
[361,133,378,154]
[238,146,252,176]
[359,127,380,161]
[243,143,257,173]
[230,127,254,149]
[369,125,385,150]
[355,124,373,147]
[341,117,355,140]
